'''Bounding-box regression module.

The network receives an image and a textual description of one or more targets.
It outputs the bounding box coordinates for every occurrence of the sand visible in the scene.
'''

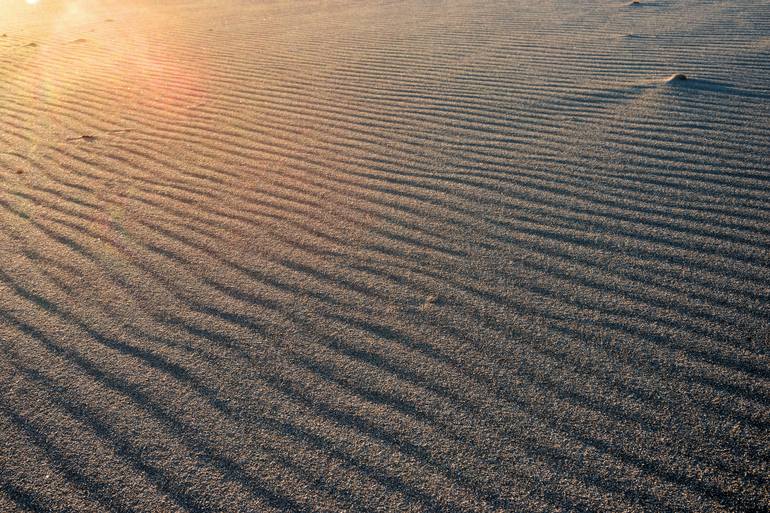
[1,0,768,511]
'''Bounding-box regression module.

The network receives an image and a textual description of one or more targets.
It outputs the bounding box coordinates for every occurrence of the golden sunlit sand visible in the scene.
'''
[1,1,769,511]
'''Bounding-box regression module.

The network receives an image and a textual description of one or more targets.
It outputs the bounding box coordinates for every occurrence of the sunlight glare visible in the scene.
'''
[26,0,40,5]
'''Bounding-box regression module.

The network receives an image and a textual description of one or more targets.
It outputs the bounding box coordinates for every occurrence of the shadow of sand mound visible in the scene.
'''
[660,75,769,100]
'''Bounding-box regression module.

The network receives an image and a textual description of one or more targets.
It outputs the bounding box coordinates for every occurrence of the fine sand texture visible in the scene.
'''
[1,1,769,511]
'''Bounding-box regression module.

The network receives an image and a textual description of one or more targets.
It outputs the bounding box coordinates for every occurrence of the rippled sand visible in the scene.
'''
[1,1,769,511]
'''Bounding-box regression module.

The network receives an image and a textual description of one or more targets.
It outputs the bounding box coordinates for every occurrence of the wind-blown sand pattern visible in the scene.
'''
[1,0,769,511]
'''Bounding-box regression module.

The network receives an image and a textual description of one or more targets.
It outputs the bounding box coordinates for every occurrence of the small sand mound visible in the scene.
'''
[666,73,688,82]
[69,38,89,44]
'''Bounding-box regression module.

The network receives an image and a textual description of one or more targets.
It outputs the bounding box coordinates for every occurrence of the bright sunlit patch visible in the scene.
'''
[26,0,40,5]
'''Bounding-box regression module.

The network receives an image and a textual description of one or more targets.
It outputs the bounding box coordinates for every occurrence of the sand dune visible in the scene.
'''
[1,0,769,511]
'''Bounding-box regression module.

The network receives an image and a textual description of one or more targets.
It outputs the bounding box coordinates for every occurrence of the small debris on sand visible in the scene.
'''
[68,134,98,142]
[420,295,443,310]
